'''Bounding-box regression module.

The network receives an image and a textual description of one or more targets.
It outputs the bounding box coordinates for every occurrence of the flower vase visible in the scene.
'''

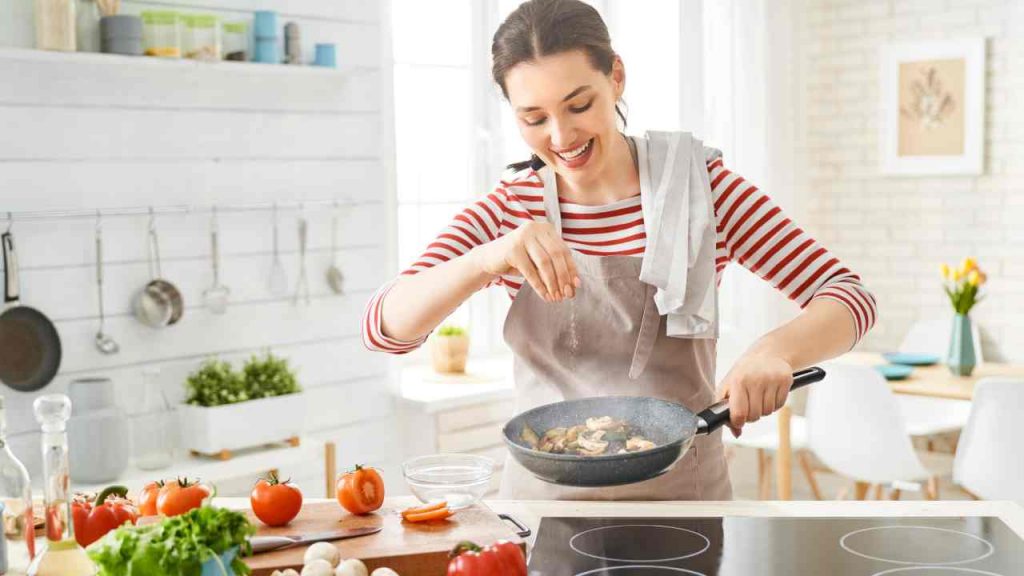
[946,313,976,376]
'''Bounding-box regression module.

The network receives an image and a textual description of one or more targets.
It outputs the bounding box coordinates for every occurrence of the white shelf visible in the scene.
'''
[73,437,321,495]
[399,355,516,413]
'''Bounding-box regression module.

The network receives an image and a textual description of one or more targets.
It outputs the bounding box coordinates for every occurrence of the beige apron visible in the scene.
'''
[497,143,733,501]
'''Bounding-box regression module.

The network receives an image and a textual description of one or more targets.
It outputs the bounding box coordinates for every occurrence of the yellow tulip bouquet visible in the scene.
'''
[941,257,987,315]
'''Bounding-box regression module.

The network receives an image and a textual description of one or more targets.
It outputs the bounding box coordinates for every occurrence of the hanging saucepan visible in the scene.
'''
[133,221,183,328]
[0,231,63,392]
[503,366,826,487]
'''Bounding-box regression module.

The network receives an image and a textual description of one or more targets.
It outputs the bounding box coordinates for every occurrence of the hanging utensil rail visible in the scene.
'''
[3,198,359,224]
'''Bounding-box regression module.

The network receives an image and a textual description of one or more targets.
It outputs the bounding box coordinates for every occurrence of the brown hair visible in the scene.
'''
[492,0,627,171]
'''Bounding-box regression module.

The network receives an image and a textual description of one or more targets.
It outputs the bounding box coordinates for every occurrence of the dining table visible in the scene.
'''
[772,351,1024,500]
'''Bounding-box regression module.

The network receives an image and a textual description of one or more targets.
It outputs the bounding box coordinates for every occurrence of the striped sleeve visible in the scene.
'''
[361,183,516,354]
[707,157,878,344]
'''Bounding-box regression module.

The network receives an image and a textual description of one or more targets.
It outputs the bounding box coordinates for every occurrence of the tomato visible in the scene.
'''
[157,478,212,517]
[336,465,385,515]
[250,472,303,527]
[71,485,139,547]
[447,540,526,576]
[401,501,448,518]
[138,480,163,516]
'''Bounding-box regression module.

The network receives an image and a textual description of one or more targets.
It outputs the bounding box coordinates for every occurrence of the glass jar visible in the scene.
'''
[182,14,221,61]
[131,368,173,471]
[141,10,180,58]
[222,21,248,61]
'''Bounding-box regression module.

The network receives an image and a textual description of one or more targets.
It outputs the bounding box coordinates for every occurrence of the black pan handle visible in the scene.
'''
[2,232,18,305]
[696,366,826,435]
[498,513,532,538]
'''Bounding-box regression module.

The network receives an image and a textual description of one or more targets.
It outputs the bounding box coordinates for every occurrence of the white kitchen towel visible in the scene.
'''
[635,131,719,338]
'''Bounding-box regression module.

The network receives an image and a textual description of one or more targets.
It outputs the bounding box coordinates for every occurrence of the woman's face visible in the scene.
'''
[504,50,625,188]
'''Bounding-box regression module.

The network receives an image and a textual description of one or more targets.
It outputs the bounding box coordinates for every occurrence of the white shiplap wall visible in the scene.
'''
[0,0,400,496]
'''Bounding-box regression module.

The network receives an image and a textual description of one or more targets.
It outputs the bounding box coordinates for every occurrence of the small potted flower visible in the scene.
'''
[178,352,305,459]
[940,257,987,376]
[431,324,470,374]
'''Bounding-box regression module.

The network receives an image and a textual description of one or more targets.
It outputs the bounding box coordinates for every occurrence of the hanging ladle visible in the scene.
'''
[326,201,345,295]
[203,207,230,314]
[93,214,119,354]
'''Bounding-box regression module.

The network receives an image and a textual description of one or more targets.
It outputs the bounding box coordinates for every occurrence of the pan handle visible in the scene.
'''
[498,513,532,538]
[2,232,18,304]
[696,366,826,435]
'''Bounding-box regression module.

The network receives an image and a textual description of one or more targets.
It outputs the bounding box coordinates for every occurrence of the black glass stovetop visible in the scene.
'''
[528,516,1024,575]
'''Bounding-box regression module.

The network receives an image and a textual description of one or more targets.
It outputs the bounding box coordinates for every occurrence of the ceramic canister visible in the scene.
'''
[67,377,130,483]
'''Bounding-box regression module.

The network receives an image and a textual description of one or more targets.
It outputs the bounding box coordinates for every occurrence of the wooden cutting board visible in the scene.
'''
[243,501,526,576]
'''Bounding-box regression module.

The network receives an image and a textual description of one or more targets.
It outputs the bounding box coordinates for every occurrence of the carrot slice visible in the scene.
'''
[401,501,448,519]
[403,507,454,523]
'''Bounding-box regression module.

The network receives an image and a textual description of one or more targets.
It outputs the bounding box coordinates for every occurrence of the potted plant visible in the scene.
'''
[178,352,305,459]
[431,324,470,374]
[940,257,987,376]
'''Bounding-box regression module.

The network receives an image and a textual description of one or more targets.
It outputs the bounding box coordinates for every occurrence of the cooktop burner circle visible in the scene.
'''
[576,566,706,576]
[840,526,995,566]
[569,524,710,563]
[870,568,1004,576]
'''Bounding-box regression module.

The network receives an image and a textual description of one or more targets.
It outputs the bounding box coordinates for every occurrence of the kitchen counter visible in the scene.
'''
[221,497,1024,549]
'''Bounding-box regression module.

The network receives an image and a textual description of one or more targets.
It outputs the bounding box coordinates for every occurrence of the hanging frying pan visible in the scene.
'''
[503,367,826,487]
[0,231,62,392]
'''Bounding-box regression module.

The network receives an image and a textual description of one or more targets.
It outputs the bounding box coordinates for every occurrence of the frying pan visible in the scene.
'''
[502,366,826,487]
[0,232,63,392]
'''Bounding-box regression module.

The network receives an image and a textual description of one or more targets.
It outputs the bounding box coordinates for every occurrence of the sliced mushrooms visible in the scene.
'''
[521,416,657,456]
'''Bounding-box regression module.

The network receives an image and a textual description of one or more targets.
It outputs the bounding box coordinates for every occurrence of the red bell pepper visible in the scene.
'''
[447,540,527,576]
[71,485,139,547]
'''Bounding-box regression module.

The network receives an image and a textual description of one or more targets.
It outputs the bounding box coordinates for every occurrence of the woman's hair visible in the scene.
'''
[491,0,627,172]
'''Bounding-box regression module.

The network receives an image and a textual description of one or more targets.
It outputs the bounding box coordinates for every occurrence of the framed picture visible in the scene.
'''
[880,38,986,175]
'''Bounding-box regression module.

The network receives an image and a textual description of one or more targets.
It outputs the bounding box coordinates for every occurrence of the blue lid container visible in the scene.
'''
[253,37,278,63]
[253,10,278,38]
[314,43,336,67]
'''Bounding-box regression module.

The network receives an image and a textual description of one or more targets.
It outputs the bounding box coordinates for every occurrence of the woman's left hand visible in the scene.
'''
[716,354,794,437]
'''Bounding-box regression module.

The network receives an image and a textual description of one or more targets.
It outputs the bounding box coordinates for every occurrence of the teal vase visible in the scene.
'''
[946,313,976,376]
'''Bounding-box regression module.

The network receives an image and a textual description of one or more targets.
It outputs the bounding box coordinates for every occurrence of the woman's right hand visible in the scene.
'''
[470,221,580,302]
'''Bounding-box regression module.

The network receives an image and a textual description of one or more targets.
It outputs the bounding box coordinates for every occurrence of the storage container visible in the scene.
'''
[182,14,221,60]
[222,21,248,61]
[141,10,180,57]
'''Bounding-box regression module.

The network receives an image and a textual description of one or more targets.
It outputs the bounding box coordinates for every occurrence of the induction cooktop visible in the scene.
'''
[527,516,1024,575]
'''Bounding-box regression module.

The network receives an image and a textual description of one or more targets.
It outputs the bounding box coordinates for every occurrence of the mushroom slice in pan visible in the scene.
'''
[585,416,623,431]
[521,425,540,449]
[626,436,656,452]
[577,430,609,454]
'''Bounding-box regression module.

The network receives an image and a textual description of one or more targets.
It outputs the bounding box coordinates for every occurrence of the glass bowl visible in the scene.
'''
[402,453,495,509]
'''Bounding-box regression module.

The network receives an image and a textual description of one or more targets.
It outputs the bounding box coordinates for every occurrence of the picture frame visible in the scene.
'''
[880,38,986,176]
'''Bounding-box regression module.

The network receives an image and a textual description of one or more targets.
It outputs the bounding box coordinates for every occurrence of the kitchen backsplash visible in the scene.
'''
[0,0,400,495]
[798,0,1024,361]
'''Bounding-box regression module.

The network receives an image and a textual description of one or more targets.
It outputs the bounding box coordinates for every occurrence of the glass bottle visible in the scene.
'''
[132,367,173,471]
[27,395,96,576]
[0,396,35,574]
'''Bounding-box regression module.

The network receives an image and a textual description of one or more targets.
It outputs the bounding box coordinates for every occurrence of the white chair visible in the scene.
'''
[724,413,822,500]
[952,378,1024,502]
[806,363,950,500]
[894,318,982,442]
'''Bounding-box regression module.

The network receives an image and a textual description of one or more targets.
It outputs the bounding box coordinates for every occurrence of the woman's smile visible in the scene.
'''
[552,137,595,169]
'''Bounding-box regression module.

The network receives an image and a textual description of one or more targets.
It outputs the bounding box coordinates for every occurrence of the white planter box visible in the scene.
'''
[178,393,307,455]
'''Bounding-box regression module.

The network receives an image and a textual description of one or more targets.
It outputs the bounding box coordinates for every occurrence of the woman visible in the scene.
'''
[364,0,876,500]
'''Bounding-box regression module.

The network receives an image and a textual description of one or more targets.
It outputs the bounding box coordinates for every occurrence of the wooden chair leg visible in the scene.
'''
[854,481,871,500]
[757,448,770,498]
[797,452,823,500]
[925,476,940,500]
[325,441,337,499]
[872,484,883,500]
[889,488,902,500]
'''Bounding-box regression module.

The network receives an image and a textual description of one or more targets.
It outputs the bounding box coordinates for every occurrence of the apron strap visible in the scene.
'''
[540,167,562,234]
[628,283,661,380]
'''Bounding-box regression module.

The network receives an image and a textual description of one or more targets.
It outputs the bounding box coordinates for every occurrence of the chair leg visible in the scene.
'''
[889,488,902,500]
[925,476,940,500]
[872,484,883,500]
[757,449,772,500]
[797,452,823,500]
[854,481,871,500]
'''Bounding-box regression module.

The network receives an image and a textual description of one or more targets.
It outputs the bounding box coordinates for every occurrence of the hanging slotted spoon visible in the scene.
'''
[203,207,230,314]
[326,202,344,295]
[268,203,289,297]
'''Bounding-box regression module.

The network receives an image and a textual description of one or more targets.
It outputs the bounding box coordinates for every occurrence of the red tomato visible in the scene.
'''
[336,465,385,515]
[447,540,526,576]
[138,480,163,516]
[71,485,139,547]
[250,473,303,527]
[157,478,211,517]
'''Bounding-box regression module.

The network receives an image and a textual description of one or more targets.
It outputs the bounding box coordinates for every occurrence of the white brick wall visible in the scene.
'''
[799,0,1024,360]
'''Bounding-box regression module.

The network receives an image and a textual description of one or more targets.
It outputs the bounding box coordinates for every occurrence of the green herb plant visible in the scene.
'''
[437,324,467,337]
[185,352,302,407]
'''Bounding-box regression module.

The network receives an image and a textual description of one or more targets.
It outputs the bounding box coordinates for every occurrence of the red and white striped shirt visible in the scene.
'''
[363,157,877,353]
